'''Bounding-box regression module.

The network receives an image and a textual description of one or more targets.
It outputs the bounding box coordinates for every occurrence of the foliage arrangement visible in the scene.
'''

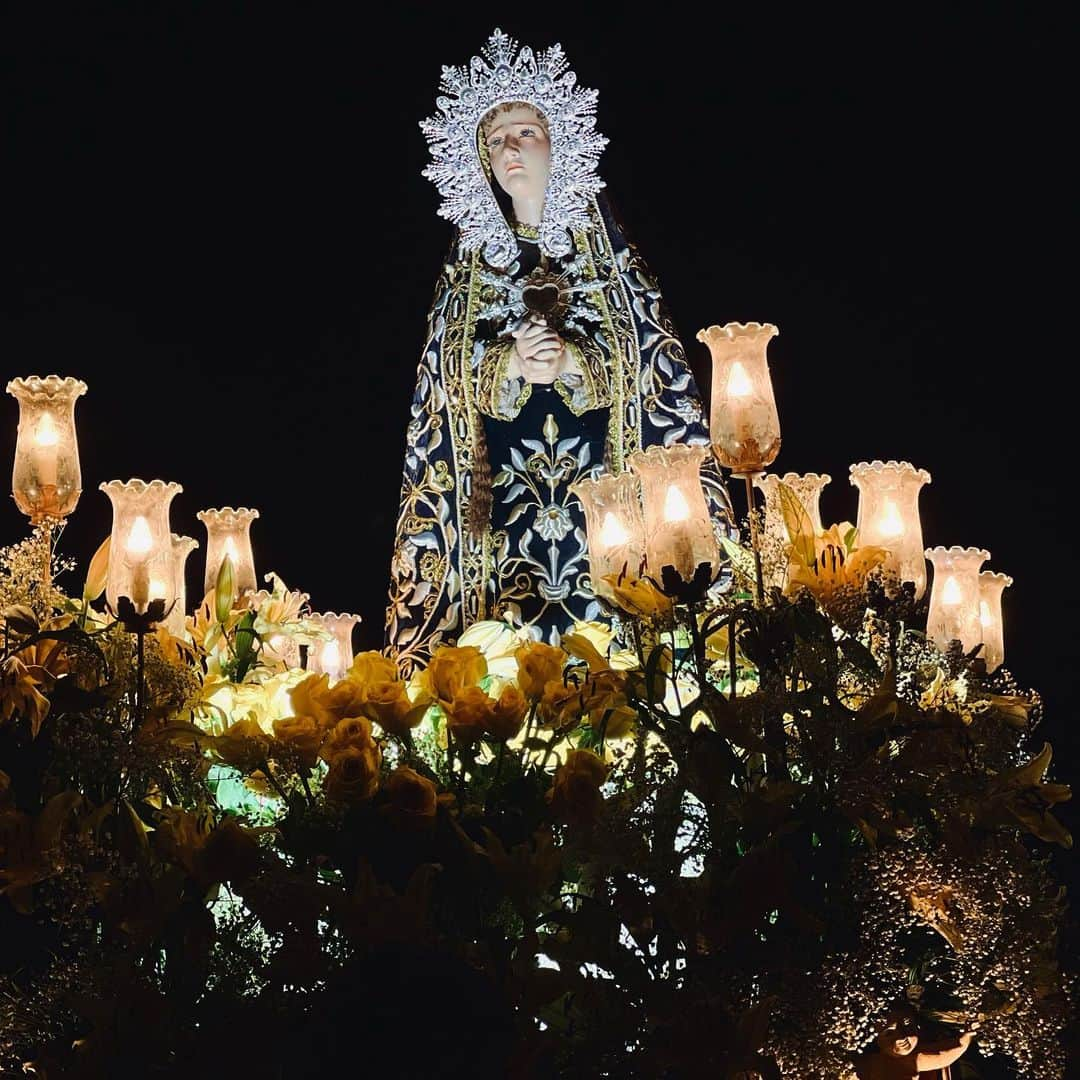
[0,499,1074,1078]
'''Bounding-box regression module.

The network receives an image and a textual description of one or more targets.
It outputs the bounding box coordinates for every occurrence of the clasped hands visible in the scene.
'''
[510,314,566,384]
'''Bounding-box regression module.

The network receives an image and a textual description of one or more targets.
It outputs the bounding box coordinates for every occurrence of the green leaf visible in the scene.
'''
[777,480,816,569]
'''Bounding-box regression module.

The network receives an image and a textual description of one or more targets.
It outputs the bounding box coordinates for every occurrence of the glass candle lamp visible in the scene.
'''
[100,479,182,615]
[978,571,1012,673]
[628,444,717,581]
[754,472,831,588]
[569,472,645,599]
[925,546,990,654]
[697,322,781,475]
[197,507,260,597]
[850,460,932,599]
[305,612,360,682]
[166,535,199,638]
[7,376,88,523]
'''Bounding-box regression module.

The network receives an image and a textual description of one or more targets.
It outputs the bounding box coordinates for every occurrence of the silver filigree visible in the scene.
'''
[420,28,608,268]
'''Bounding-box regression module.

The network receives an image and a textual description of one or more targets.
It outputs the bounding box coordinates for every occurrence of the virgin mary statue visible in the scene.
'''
[386,29,731,673]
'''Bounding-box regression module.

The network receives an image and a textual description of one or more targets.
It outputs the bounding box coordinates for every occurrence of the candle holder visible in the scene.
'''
[628,444,717,585]
[850,460,932,599]
[697,322,781,477]
[305,612,361,682]
[7,375,88,525]
[978,571,1013,674]
[166,534,199,639]
[925,546,990,654]
[569,472,645,601]
[197,507,260,598]
[754,472,831,589]
[100,479,182,624]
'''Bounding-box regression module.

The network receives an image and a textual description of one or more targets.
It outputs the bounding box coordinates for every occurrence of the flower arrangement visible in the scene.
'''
[0,475,1075,1077]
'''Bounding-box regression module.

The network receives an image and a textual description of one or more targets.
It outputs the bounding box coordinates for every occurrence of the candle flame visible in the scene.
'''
[224,537,240,561]
[726,361,753,398]
[878,498,905,539]
[980,599,994,628]
[149,576,170,601]
[941,576,963,606]
[663,485,691,523]
[126,516,154,556]
[598,511,630,549]
[321,639,341,674]
[34,412,60,447]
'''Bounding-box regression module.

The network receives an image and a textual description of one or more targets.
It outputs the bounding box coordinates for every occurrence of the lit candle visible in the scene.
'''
[941,576,963,606]
[320,639,342,680]
[925,546,989,653]
[33,411,60,489]
[878,497,905,539]
[726,361,754,399]
[599,511,631,549]
[126,515,154,609]
[663,484,694,577]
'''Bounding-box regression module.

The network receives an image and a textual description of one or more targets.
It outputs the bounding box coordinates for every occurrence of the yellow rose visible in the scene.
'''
[322,679,369,723]
[514,642,567,700]
[548,749,609,827]
[580,670,636,739]
[381,766,438,830]
[446,685,493,745]
[360,680,422,739]
[347,650,400,689]
[324,742,381,804]
[213,716,270,772]
[321,716,377,763]
[272,714,324,770]
[288,673,339,729]
[418,646,487,706]
[486,684,527,742]
[538,678,583,729]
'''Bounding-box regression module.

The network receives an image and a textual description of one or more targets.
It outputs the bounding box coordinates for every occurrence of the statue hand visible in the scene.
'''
[513,316,565,383]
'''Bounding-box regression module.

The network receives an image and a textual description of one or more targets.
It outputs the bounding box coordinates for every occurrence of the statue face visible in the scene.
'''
[876,1009,919,1057]
[483,104,550,204]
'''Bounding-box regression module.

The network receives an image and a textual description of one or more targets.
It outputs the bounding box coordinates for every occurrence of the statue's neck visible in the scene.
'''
[511,194,544,228]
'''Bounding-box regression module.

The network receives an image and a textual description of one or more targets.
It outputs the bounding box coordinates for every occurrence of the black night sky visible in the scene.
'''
[4,7,1075,861]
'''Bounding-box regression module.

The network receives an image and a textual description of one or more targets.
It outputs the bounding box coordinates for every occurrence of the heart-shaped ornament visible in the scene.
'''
[523,282,561,315]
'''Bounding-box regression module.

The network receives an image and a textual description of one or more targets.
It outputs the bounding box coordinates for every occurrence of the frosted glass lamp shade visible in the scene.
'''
[754,472,831,589]
[697,322,781,475]
[166,535,199,638]
[628,444,717,581]
[100,479,182,615]
[851,460,932,598]
[925,546,990,654]
[7,375,87,523]
[569,472,645,600]
[306,612,360,682]
[197,507,259,597]
[978,570,1013,673]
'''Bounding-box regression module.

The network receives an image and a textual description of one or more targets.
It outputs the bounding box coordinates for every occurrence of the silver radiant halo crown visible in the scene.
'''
[420,28,608,269]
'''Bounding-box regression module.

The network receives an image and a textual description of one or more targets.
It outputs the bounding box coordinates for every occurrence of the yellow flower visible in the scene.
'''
[381,767,438,830]
[360,680,422,739]
[321,716,377,763]
[458,619,525,680]
[601,574,674,621]
[273,714,325,770]
[784,520,888,608]
[446,685,494,745]
[580,670,637,739]
[515,641,567,700]
[288,673,340,730]
[548,749,609,827]
[487,684,527,742]
[538,678,583,729]
[325,742,381,804]
[213,716,270,772]
[347,650,400,690]
[417,645,487,706]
